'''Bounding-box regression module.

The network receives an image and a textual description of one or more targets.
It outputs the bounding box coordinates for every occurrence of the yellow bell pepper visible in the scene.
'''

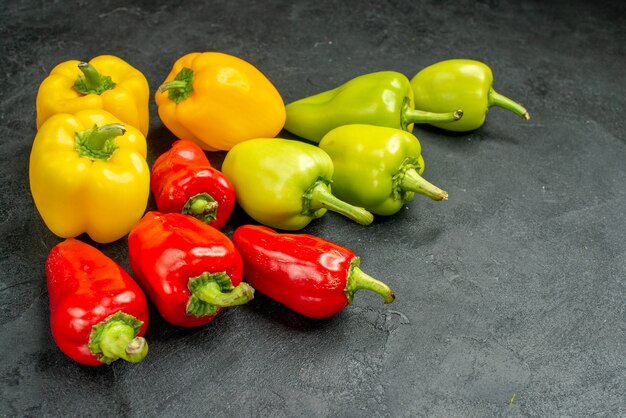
[29,109,150,244]
[155,52,286,151]
[36,55,150,136]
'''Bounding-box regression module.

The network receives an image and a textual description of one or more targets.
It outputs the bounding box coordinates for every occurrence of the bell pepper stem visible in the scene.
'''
[81,124,125,150]
[400,168,448,201]
[98,324,148,364]
[488,88,530,120]
[186,272,255,317]
[193,280,254,306]
[159,67,194,103]
[74,62,116,95]
[404,108,464,125]
[159,80,188,91]
[88,312,148,364]
[345,259,395,305]
[306,181,374,225]
[182,193,219,223]
[75,123,124,161]
[78,62,102,90]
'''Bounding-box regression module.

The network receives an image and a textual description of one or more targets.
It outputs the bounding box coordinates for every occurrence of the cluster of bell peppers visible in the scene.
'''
[32,55,152,244]
[224,59,530,225]
[44,215,393,365]
[30,52,529,366]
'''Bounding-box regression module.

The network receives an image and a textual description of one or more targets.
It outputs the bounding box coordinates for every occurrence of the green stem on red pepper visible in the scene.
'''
[46,239,150,366]
[151,140,236,230]
[182,193,219,224]
[345,258,395,305]
[88,312,148,364]
[232,225,396,319]
[128,212,252,327]
[186,271,255,317]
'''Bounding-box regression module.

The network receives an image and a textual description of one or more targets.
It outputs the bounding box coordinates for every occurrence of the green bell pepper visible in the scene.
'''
[410,59,530,132]
[318,124,448,216]
[221,138,374,230]
[284,71,463,143]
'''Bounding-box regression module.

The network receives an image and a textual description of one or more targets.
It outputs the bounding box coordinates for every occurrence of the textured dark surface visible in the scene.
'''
[1,0,625,417]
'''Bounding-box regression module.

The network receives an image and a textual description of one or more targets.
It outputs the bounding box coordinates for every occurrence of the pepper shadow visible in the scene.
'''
[240,291,341,333]
[413,118,524,146]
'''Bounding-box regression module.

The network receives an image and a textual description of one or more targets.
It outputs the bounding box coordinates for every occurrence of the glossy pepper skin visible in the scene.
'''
[410,59,530,132]
[128,212,254,327]
[29,109,150,243]
[222,138,374,231]
[46,238,149,366]
[319,125,448,216]
[284,71,463,143]
[233,225,395,319]
[151,140,236,229]
[36,55,150,136]
[155,52,286,151]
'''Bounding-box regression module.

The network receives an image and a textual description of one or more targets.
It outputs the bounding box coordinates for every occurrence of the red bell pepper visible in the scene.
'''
[232,225,395,319]
[46,238,149,366]
[128,211,254,327]
[151,139,236,229]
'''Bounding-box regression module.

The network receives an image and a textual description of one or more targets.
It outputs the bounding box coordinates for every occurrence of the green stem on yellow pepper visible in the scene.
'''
[488,89,530,120]
[75,123,124,161]
[160,80,188,90]
[74,62,116,95]
[159,67,194,104]
[305,180,374,225]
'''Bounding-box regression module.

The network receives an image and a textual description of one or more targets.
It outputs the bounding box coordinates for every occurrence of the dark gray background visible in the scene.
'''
[1,0,625,417]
